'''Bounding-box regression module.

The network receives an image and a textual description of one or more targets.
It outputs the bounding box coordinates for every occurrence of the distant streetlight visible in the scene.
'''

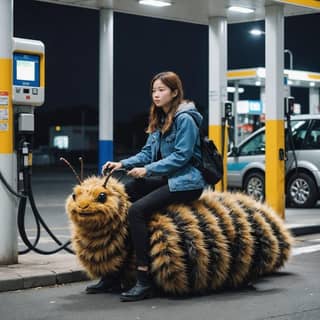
[284,49,293,70]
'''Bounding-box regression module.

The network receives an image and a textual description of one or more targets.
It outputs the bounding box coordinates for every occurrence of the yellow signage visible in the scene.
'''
[227,69,257,79]
[277,0,320,9]
[0,58,13,154]
[308,73,320,81]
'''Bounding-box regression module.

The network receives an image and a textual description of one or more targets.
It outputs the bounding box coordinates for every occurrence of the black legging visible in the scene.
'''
[124,176,203,266]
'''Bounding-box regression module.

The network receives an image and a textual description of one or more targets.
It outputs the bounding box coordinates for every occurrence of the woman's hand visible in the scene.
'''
[102,161,122,174]
[127,167,147,179]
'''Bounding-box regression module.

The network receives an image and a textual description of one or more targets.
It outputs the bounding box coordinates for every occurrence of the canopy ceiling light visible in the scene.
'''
[139,0,172,7]
[249,29,265,36]
[228,6,255,14]
[227,86,245,94]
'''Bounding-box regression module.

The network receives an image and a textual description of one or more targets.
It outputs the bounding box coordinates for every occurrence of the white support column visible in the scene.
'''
[0,0,17,264]
[265,4,285,217]
[233,81,239,147]
[260,86,266,114]
[208,16,227,191]
[310,87,320,114]
[99,9,114,171]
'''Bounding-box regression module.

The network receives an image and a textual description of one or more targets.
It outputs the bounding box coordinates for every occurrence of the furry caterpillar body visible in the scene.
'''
[66,176,293,295]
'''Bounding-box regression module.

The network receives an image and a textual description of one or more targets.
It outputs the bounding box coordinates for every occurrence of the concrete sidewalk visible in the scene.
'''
[0,252,88,293]
[1,208,319,293]
[285,206,320,236]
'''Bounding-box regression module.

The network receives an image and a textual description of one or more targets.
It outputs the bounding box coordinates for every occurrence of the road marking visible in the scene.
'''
[19,234,70,240]
[18,235,70,245]
[292,244,320,256]
[26,203,66,208]
[24,227,70,232]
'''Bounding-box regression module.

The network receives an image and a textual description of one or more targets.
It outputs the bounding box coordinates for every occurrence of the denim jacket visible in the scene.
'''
[120,101,206,191]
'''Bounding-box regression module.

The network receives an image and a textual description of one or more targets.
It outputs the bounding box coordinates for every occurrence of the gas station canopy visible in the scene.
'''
[228,68,320,88]
[36,0,320,24]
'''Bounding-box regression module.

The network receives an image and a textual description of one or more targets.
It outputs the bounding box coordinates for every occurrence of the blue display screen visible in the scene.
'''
[13,53,40,87]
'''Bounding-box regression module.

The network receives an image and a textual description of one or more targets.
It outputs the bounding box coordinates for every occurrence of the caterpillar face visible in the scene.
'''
[65,176,129,229]
[65,175,132,279]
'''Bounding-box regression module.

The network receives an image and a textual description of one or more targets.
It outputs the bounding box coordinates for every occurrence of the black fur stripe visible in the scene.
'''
[201,199,230,239]
[164,208,200,291]
[216,196,254,287]
[189,206,224,290]
[79,220,125,253]
[257,209,289,269]
[243,205,277,277]
[149,227,171,262]
[201,200,246,285]
[149,217,188,291]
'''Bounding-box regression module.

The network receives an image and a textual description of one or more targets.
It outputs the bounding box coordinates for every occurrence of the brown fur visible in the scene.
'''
[65,176,293,295]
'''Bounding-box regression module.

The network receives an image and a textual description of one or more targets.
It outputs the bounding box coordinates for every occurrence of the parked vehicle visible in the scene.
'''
[227,114,320,208]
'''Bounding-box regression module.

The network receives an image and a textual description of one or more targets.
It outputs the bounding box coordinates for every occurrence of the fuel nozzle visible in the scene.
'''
[21,141,31,168]
[223,101,233,121]
[17,140,33,193]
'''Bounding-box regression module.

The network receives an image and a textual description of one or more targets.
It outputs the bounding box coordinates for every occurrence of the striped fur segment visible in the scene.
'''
[149,213,189,294]
[71,221,129,278]
[189,201,231,290]
[164,204,210,293]
[209,191,254,288]
[231,193,293,269]
[66,177,293,295]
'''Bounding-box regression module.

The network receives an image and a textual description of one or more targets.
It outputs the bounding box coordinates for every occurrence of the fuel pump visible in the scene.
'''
[223,100,233,121]
[12,38,44,197]
[223,100,235,149]
[222,100,233,141]
[285,96,295,118]
[284,96,298,178]
[221,101,233,191]
[0,38,73,254]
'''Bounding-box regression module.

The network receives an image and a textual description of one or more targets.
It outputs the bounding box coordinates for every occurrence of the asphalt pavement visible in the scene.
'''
[1,234,320,320]
[0,166,319,293]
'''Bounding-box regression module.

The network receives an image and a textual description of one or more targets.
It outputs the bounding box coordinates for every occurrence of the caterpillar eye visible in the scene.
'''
[72,193,76,201]
[97,192,107,203]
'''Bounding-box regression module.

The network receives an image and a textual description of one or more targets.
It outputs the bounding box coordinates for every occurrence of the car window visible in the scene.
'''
[305,119,320,150]
[239,131,265,156]
[287,119,310,150]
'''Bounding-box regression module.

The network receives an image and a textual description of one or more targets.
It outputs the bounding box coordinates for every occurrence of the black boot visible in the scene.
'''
[86,275,121,294]
[120,270,153,302]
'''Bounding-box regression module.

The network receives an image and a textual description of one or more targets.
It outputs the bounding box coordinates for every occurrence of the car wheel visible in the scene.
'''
[287,173,318,208]
[244,171,265,202]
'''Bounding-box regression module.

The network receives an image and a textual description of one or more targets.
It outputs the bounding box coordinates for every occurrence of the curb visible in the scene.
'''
[0,269,89,293]
[290,225,320,237]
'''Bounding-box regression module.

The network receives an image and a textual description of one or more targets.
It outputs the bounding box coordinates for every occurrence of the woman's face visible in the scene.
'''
[152,79,177,111]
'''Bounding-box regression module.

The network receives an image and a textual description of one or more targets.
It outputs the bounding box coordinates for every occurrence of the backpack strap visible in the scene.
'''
[174,112,203,168]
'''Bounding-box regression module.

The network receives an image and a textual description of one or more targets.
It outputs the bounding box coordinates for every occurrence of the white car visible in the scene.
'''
[227,114,320,208]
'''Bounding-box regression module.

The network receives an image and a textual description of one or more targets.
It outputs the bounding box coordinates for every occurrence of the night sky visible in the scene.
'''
[13,0,320,156]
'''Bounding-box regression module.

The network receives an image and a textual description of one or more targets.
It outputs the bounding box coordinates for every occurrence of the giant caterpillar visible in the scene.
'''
[65,174,293,295]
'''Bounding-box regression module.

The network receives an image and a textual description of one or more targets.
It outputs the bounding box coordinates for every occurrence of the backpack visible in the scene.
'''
[178,113,223,185]
[196,135,223,185]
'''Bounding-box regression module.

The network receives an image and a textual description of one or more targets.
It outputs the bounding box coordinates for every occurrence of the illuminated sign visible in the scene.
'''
[13,53,40,87]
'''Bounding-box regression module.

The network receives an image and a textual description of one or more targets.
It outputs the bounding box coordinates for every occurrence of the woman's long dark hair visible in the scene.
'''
[146,71,184,134]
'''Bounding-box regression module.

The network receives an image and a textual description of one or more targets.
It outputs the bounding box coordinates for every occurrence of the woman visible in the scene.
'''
[87,71,205,301]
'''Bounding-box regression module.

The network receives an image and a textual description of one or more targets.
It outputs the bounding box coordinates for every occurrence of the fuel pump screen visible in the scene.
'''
[13,53,40,87]
[12,38,45,106]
